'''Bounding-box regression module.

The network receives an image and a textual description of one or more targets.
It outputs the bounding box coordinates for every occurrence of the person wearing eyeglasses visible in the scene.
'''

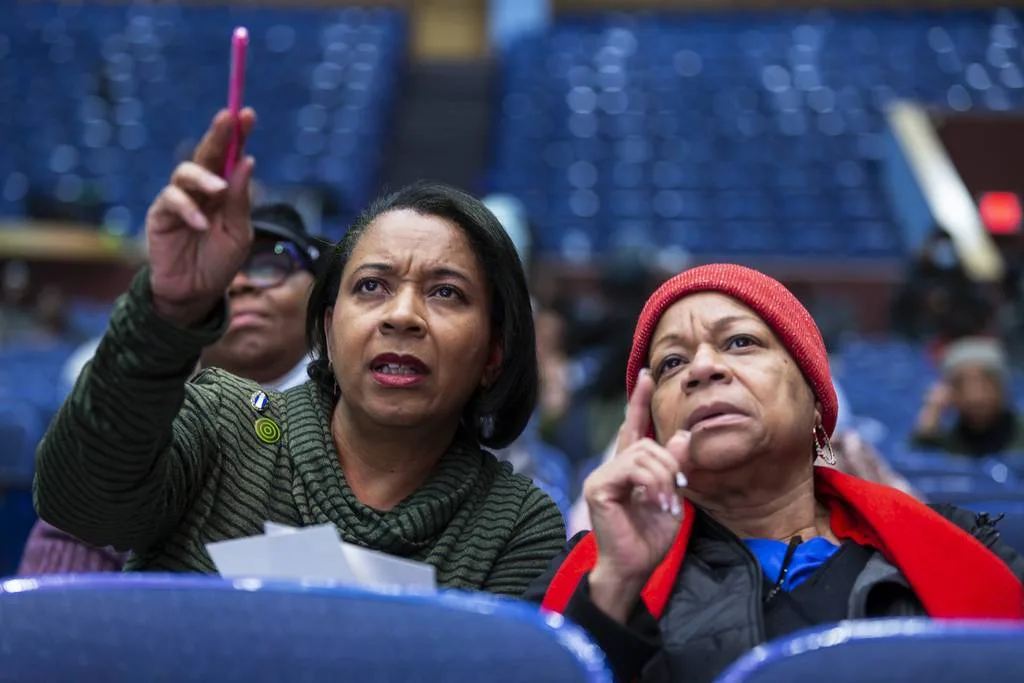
[20,203,325,575]
[199,202,324,391]
[58,203,323,394]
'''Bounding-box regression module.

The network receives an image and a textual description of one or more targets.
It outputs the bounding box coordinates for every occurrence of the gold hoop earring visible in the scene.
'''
[813,424,837,466]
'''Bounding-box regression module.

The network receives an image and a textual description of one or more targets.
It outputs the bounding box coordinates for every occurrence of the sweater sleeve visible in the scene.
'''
[481,486,567,597]
[33,268,227,552]
[16,520,128,575]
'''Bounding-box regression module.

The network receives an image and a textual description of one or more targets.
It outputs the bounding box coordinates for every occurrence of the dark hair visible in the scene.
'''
[306,181,538,449]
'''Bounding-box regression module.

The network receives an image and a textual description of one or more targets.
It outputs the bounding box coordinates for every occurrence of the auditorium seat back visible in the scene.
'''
[714,618,1024,683]
[0,574,611,683]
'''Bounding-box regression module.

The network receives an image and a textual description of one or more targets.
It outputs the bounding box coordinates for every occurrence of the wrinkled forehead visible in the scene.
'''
[649,292,768,354]
[351,210,485,276]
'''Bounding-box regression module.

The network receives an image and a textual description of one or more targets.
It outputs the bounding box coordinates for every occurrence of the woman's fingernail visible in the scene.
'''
[676,472,688,488]
[189,211,208,230]
[670,494,682,518]
[205,175,228,192]
[638,368,650,379]
[658,492,670,513]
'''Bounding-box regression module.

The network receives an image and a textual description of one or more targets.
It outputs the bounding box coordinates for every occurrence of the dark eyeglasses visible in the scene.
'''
[239,241,310,289]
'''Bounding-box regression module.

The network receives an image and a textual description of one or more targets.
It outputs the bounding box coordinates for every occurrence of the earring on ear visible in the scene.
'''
[327,360,340,397]
[813,424,837,466]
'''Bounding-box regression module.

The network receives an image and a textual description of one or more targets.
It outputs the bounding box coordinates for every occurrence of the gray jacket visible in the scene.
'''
[525,504,1024,683]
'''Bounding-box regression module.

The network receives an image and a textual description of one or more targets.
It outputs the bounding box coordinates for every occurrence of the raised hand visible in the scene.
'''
[924,380,953,412]
[584,370,691,622]
[145,108,257,327]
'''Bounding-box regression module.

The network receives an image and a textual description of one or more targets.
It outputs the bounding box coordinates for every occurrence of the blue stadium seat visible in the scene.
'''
[0,2,406,235]
[0,488,34,577]
[910,475,1022,504]
[493,9,1024,260]
[715,619,1024,683]
[0,395,45,488]
[0,574,611,683]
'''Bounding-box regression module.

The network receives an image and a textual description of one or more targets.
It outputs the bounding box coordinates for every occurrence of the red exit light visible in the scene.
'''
[979,192,1022,234]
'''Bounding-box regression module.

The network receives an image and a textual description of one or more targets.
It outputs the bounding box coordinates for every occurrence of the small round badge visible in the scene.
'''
[249,390,270,413]
[254,417,281,444]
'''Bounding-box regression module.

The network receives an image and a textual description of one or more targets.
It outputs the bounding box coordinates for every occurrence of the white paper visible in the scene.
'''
[206,534,274,579]
[341,542,437,591]
[265,525,361,583]
[206,523,437,592]
[263,521,301,536]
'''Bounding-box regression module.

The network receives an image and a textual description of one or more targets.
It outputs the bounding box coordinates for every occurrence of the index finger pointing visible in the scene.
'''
[192,110,232,173]
[617,369,654,452]
[193,108,256,175]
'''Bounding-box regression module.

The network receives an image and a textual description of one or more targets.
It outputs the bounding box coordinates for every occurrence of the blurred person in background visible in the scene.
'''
[20,202,325,575]
[492,303,576,522]
[911,336,1024,456]
[34,285,89,345]
[564,259,670,535]
[534,307,571,427]
[553,252,664,467]
[60,203,323,392]
[482,194,572,427]
[890,232,992,354]
[200,202,322,389]
[0,261,35,345]
[0,263,86,346]
[818,332,918,499]
[827,379,919,499]
[996,235,1024,366]
[484,193,575,520]
[31,110,564,593]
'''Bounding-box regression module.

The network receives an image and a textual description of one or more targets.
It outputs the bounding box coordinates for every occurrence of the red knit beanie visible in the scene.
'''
[626,263,839,436]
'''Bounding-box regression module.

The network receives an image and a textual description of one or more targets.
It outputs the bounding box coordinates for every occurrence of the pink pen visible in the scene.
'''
[224,26,249,179]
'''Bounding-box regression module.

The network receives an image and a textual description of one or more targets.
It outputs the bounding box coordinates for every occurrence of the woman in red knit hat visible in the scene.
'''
[525,263,1024,683]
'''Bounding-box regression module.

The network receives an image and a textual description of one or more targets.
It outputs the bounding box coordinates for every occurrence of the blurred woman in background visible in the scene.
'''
[912,336,1024,456]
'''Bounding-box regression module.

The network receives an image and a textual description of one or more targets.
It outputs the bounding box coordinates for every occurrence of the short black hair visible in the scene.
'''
[306,181,538,449]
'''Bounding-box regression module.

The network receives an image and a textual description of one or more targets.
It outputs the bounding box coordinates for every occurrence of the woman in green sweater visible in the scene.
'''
[33,108,565,596]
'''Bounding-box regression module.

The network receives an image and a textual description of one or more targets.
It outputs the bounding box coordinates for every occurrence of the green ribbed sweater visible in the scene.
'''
[33,270,566,596]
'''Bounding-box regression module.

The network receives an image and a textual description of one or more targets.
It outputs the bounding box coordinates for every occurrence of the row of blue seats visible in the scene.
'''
[522,219,899,257]
[0,575,1022,683]
[492,9,1024,258]
[0,2,406,234]
[892,452,1024,509]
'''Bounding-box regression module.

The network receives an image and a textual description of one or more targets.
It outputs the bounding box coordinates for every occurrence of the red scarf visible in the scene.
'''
[542,467,1023,620]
